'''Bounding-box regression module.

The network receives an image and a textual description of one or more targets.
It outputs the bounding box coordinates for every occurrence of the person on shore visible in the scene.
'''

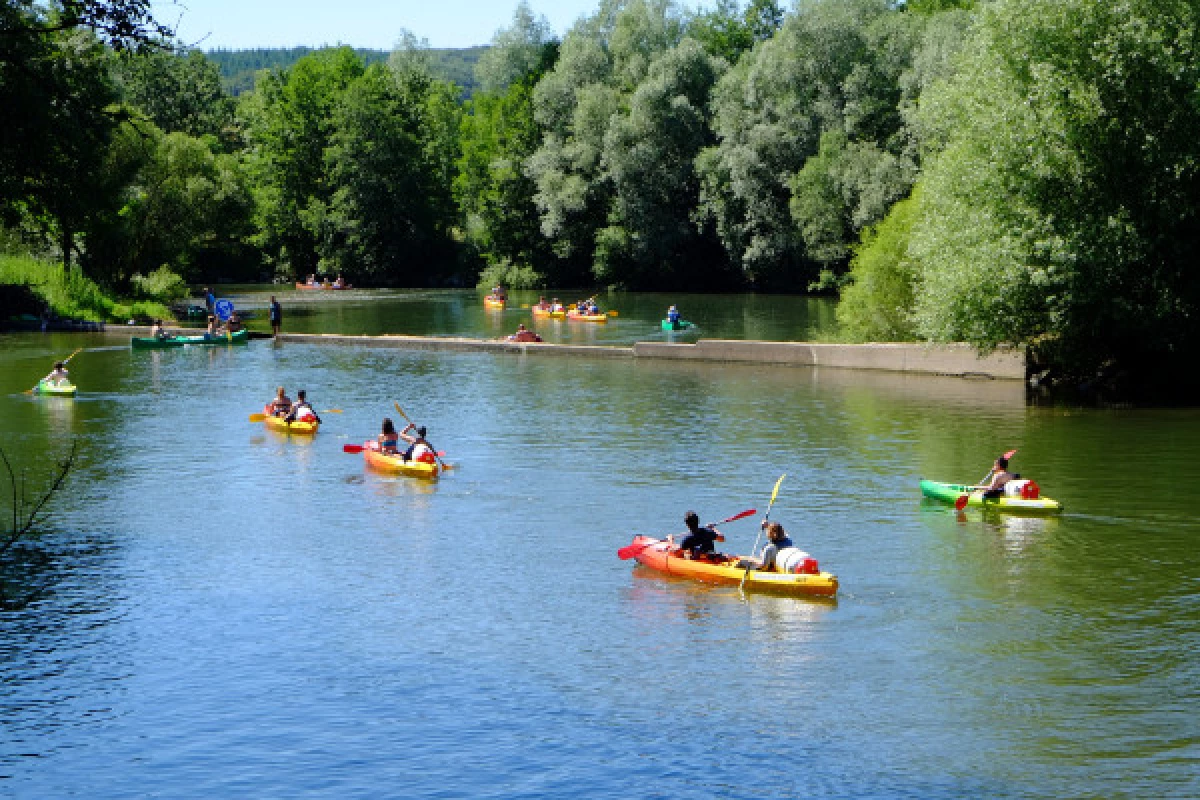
[975,455,1017,499]
[671,511,725,560]
[203,287,215,316]
[286,390,321,425]
[268,386,292,417]
[379,418,400,454]
[269,296,282,336]
[43,360,70,386]
[398,423,435,463]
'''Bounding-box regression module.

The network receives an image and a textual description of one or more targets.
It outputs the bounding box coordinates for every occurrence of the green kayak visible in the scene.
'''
[131,329,249,349]
[32,380,77,397]
[920,479,1063,514]
[661,319,694,331]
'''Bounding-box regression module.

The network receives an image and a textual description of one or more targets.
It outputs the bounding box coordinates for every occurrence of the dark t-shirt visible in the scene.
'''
[680,527,720,555]
[269,301,282,323]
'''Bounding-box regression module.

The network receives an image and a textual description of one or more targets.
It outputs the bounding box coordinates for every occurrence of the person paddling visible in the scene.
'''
[286,389,321,424]
[737,522,793,571]
[43,360,70,386]
[398,423,435,463]
[670,511,726,560]
[975,455,1017,499]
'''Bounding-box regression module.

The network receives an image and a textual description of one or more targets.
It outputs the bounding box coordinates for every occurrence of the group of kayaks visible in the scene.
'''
[491,296,696,331]
[255,404,445,480]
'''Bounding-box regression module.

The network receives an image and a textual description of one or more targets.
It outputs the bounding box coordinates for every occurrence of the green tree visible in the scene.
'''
[115,49,238,147]
[904,0,1200,386]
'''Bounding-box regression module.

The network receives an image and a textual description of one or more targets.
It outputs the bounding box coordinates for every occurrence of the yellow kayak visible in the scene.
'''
[260,405,319,435]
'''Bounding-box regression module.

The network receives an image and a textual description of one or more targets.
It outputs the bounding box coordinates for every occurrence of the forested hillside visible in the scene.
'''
[3,0,1199,397]
[207,46,486,95]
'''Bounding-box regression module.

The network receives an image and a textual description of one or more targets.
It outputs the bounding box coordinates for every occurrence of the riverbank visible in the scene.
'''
[0,254,172,325]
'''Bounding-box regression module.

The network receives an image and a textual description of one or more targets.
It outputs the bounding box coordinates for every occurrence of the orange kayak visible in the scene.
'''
[625,536,838,597]
[566,310,608,323]
[483,296,506,310]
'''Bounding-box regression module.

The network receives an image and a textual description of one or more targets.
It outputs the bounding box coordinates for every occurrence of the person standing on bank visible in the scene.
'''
[269,296,282,336]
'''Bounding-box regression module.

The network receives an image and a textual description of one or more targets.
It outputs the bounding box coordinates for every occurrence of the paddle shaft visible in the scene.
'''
[741,474,785,590]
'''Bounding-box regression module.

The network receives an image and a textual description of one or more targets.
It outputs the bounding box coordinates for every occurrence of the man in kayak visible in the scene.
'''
[975,455,1017,499]
[286,390,321,424]
[398,423,435,463]
[150,319,171,339]
[667,305,680,324]
[672,511,726,560]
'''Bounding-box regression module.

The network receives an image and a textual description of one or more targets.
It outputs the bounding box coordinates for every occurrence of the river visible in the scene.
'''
[1,292,1197,798]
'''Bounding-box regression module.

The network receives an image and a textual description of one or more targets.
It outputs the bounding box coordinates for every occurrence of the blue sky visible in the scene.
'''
[156,0,610,50]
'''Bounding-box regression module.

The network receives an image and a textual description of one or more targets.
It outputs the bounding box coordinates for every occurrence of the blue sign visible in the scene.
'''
[214,299,235,321]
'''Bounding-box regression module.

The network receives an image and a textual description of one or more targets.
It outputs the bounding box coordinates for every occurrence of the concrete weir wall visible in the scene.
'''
[274,333,1025,380]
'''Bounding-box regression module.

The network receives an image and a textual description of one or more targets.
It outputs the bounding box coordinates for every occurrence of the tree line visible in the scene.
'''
[2,0,1198,390]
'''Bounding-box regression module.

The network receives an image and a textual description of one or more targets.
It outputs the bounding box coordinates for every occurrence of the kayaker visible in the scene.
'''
[536,295,549,311]
[43,361,69,386]
[287,390,321,424]
[672,511,725,560]
[667,305,680,324]
[226,312,244,333]
[551,297,563,312]
[508,323,542,343]
[150,319,170,339]
[379,418,400,454]
[398,423,435,463]
[743,522,793,572]
[975,455,1017,499]
[203,287,215,316]
[205,315,218,337]
[269,386,292,417]
[269,296,282,336]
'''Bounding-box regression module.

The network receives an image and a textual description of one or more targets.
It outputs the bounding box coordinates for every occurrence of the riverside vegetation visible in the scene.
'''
[2,0,1198,397]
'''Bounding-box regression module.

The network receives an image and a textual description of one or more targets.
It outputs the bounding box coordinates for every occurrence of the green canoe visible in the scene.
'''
[661,318,694,331]
[131,329,250,349]
[920,479,1063,514]
[32,381,77,396]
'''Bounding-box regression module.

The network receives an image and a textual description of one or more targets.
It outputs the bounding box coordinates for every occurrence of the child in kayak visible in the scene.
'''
[287,390,321,424]
[269,386,292,417]
[672,511,725,560]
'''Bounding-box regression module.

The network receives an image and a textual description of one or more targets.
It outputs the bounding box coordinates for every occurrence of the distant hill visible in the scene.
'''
[206,46,488,96]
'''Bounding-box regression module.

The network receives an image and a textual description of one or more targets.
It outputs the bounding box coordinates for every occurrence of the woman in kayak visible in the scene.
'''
[673,511,725,560]
[379,418,400,454]
[744,522,793,571]
[976,455,1016,499]
[269,386,292,417]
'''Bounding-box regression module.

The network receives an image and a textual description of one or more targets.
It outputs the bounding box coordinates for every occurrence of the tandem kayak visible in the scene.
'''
[566,310,608,323]
[483,296,506,310]
[360,441,439,479]
[624,536,838,597]
[920,479,1063,514]
[260,404,319,435]
[131,329,250,348]
[661,318,694,331]
[32,380,77,397]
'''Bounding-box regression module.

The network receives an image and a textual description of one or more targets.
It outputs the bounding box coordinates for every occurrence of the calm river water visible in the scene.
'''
[1,296,1198,798]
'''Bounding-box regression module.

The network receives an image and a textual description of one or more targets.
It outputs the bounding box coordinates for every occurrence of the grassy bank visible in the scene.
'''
[0,254,171,323]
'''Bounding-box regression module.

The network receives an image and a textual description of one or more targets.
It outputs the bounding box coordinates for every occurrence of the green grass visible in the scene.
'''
[0,254,171,323]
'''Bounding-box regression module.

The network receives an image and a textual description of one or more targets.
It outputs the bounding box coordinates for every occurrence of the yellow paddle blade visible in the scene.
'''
[769,473,786,506]
[393,402,414,424]
[249,413,266,422]
[607,310,619,316]
[321,408,343,413]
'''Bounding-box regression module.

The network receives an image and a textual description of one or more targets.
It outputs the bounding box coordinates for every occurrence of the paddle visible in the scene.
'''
[607,310,619,316]
[616,508,758,560]
[27,347,84,393]
[344,443,446,456]
[393,402,453,470]
[956,449,1019,510]
[740,474,786,590]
